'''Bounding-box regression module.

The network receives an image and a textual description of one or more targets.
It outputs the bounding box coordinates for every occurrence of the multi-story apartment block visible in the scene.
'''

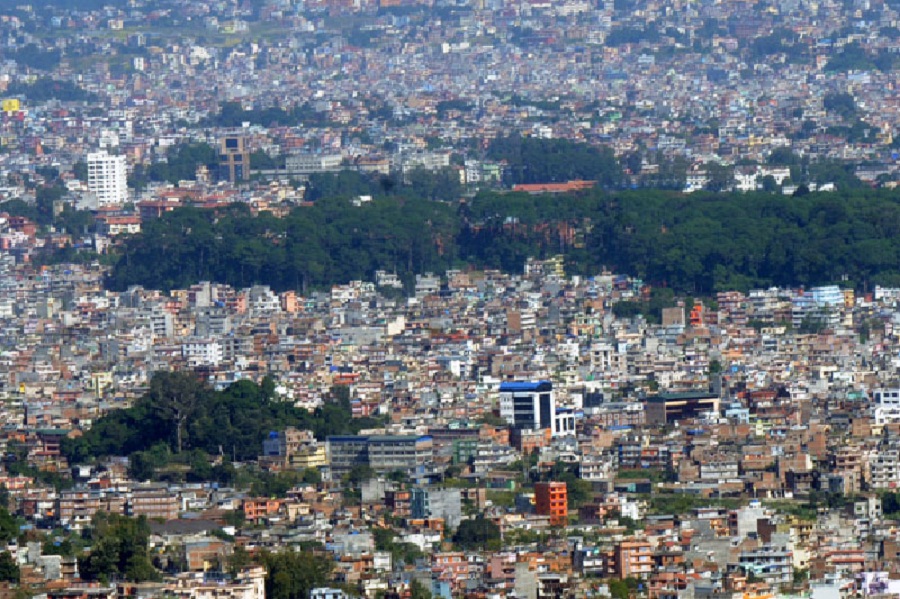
[534,481,568,526]
[614,540,653,579]
[327,435,433,478]
[87,150,128,206]
[738,546,793,587]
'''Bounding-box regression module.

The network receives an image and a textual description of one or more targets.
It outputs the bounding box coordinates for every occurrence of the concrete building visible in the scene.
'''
[615,540,653,579]
[410,487,462,528]
[219,135,250,182]
[327,435,433,478]
[644,392,720,425]
[87,150,128,206]
[738,546,793,586]
[499,381,572,437]
[309,589,350,599]
[534,481,568,526]
[285,153,343,175]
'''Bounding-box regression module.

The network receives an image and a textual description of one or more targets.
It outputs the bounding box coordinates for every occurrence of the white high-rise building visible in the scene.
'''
[498,381,575,437]
[87,150,128,206]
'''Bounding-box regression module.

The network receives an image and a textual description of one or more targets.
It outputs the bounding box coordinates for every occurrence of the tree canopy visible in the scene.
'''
[486,134,624,188]
[453,517,501,551]
[79,513,158,583]
[258,550,333,599]
[58,186,900,296]
[107,197,459,292]
[61,374,380,470]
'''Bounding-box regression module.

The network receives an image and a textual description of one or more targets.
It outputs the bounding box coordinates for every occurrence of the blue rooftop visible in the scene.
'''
[499,381,552,392]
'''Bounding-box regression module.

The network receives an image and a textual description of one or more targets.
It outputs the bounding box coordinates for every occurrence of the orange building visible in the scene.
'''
[690,302,704,327]
[512,180,596,194]
[535,482,568,526]
[242,498,283,522]
[615,540,653,579]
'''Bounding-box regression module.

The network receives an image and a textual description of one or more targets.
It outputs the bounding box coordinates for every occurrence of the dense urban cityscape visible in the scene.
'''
[2,0,900,598]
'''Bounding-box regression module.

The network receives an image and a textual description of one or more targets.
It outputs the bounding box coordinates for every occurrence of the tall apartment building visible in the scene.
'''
[87,150,128,206]
[219,134,250,182]
[499,381,575,437]
[535,481,568,526]
[127,486,179,520]
[614,540,653,579]
[872,387,900,425]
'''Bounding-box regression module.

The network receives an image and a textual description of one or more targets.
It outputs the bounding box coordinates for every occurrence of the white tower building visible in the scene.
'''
[87,150,128,206]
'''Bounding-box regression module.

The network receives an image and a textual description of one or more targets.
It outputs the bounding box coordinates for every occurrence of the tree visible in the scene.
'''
[410,579,432,599]
[259,550,332,599]
[609,579,630,599]
[228,546,252,576]
[73,161,88,182]
[387,470,409,485]
[0,508,19,544]
[0,552,19,583]
[62,376,386,478]
[767,147,798,166]
[128,443,172,481]
[824,92,857,118]
[704,162,734,192]
[79,513,158,583]
[373,528,394,551]
[793,184,810,197]
[146,371,208,453]
[760,175,778,193]
[344,464,375,486]
[301,468,322,485]
[453,517,501,551]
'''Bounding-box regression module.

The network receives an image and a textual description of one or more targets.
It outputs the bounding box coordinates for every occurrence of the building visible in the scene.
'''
[644,392,720,425]
[499,381,573,437]
[410,487,462,528]
[310,589,351,599]
[219,135,250,182]
[615,540,653,579]
[169,567,266,599]
[262,427,327,470]
[738,546,793,586]
[87,150,128,206]
[327,436,370,477]
[500,381,553,428]
[534,481,568,526]
[95,214,141,236]
[128,487,179,520]
[242,498,282,522]
[56,490,127,528]
[367,435,433,474]
[285,153,343,176]
[47,587,117,599]
[872,387,900,425]
[791,285,844,329]
[181,338,223,367]
[327,435,433,478]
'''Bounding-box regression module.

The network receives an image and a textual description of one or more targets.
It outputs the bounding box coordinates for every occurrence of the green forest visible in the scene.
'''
[107,197,459,292]
[61,373,380,478]
[106,188,900,295]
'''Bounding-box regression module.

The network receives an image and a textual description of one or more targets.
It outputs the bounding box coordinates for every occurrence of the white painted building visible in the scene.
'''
[87,150,128,206]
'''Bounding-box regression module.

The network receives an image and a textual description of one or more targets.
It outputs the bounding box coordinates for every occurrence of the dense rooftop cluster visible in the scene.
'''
[1,0,900,598]
[1,0,900,193]
[0,256,895,597]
